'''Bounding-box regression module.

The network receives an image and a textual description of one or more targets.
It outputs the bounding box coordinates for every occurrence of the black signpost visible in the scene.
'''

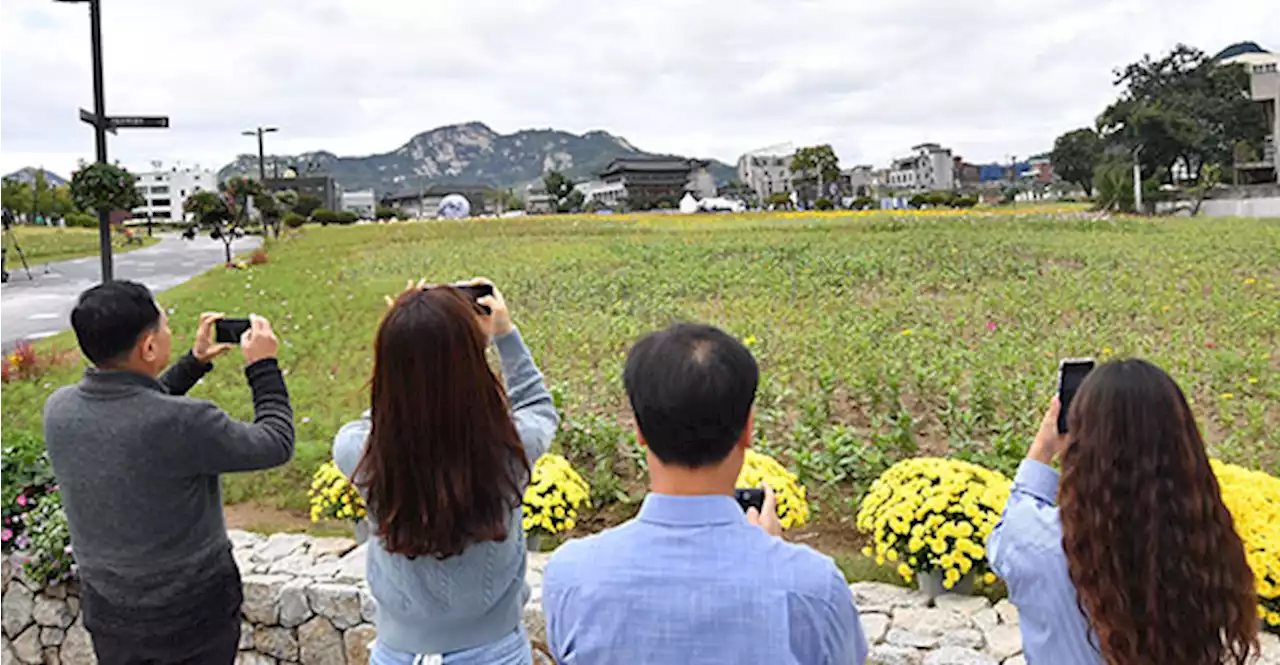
[61,0,170,281]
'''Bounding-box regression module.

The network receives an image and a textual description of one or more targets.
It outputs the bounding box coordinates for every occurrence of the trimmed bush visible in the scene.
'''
[814,198,835,211]
[65,212,98,228]
[283,211,306,228]
[311,209,338,225]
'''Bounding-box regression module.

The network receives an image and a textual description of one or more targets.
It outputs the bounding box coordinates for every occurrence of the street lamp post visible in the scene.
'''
[57,0,112,281]
[242,127,279,183]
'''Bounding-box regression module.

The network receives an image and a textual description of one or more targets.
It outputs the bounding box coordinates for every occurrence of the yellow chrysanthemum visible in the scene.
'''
[522,454,592,536]
[856,457,1010,585]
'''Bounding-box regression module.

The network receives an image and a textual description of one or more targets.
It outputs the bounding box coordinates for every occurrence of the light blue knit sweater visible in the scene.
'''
[332,328,557,655]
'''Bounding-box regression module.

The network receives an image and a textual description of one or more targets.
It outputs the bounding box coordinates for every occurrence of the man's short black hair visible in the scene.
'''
[624,323,759,468]
[70,281,161,366]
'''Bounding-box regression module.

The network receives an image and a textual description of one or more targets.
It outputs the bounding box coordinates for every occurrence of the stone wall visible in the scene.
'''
[4,532,1275,665]
[1,531,549,665]
[851,582,1280,665]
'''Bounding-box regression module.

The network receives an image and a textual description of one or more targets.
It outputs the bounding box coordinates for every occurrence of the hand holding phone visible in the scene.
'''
[452,282,495,314]
[734,488,765,513]
[1057,358,1096,434]
[741,484,782,537]
[215,318,252,344]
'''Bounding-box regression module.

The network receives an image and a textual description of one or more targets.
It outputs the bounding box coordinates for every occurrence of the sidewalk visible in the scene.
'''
[0,234,262,349]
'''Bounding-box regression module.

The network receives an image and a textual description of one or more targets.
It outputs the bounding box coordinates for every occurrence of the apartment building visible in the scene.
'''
[736,143,795,202]
[886,144,955,192]
[130,162,215,221]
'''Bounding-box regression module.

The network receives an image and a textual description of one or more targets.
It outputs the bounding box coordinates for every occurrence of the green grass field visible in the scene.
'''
[2,226,158,265]
[3,210,1277,539]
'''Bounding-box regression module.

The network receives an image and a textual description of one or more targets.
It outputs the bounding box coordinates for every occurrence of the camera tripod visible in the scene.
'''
[2,215,35,283]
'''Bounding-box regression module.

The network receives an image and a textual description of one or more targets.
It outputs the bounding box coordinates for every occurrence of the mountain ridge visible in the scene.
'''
[217,122,736,194]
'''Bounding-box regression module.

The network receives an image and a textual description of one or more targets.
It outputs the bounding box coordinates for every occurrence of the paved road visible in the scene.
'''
[1,234,262,349]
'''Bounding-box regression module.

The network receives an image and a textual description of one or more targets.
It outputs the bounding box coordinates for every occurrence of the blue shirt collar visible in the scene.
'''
[637,493,747,527]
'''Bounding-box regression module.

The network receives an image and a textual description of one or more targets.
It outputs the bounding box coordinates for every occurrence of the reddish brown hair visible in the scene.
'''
[355,287,527,559]
[1059,359,1258,665]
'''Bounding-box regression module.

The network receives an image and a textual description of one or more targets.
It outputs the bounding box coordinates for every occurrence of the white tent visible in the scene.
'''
[679,193,699,214]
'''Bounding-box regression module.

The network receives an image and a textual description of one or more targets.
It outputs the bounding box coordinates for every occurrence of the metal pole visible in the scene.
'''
[256,128,267,182]
[1132,161,1143,213]
[1132,146,1144,214]
[89,0,112,282]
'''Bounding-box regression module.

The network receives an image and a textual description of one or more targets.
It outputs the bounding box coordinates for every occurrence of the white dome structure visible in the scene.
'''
[437,194,472,219]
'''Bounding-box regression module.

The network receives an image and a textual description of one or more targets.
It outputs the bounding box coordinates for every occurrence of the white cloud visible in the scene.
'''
[2,0,1275,178]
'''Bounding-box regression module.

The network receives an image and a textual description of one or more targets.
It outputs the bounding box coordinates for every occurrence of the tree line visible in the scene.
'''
[1051,44,1268,212]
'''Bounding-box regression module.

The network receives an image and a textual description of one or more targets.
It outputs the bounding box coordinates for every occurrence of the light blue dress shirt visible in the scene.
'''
[543,493,868,665]
[988,459,1103,665]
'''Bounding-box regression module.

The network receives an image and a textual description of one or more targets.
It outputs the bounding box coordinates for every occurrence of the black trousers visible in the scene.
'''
[90,619,239,665]
[81,562,243,665]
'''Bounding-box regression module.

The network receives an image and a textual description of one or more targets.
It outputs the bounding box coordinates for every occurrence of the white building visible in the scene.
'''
[577,180,627,208]
[1245,57,1279,183]
[131,162,215,221]
[341,189,376,218]
[736,143,795,202]
[886,144,955,192]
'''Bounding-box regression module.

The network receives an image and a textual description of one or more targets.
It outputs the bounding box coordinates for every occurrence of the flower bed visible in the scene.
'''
[856,458,1011,590]
[1213,460,1280,632]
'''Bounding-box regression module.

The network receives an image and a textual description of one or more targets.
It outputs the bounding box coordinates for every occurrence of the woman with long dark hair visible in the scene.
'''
[988,359,1259,665]
[333,279,557,665]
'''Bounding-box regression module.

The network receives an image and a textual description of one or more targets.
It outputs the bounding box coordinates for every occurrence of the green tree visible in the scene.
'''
[1051,128,1103,195]
[255,192,283,238]
[293,192,322,218]
[790,145,841,207]
[542,171,582,213]
[183,191,239,262]
[1097,44,1267,183]
[0,177,26,219]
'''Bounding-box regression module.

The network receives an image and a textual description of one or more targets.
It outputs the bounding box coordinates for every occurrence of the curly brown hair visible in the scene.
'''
[1059,359,1258,665]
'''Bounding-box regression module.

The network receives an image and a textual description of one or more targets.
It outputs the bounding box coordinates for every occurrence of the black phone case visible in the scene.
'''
[734,488,765,513]
[215,320,251,344]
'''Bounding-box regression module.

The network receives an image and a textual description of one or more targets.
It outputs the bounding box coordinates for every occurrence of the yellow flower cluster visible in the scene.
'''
[1212,459,1280,632]
[856,457,1010,589]
[523,454,591,536]
[736,449,810,529]
[308,461,367,523]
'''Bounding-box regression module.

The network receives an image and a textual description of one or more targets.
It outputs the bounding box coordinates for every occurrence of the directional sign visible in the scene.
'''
[78,108,117,135]
[108,115,169,129]
[78,109,169,131]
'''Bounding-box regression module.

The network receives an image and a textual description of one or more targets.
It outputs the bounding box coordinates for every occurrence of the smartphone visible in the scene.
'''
[734,488,765,513]
[452,283,495,314]
[215,318,252,344]
[1057,358,1096,434]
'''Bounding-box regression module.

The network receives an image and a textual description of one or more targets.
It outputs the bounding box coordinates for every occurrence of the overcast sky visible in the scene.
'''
[2,0,1275,178]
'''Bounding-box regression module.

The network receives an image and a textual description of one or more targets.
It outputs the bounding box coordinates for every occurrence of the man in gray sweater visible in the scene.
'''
[43,280,295,664]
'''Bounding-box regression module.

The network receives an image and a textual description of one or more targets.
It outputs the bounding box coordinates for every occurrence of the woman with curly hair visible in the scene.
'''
[988,359,1259,665]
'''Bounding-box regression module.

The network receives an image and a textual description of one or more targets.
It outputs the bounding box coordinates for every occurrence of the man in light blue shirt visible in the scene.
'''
[543,323,868,665]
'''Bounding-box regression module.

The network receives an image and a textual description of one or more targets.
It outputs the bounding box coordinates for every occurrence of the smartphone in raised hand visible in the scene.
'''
[215,318,252,344]
[1057,358,1096,434]
[452,283,495,314]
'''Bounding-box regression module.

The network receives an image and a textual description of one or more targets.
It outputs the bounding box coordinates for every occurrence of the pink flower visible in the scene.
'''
[986,321,998,332]
[16,495,27,507]
[1,528,11,542]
